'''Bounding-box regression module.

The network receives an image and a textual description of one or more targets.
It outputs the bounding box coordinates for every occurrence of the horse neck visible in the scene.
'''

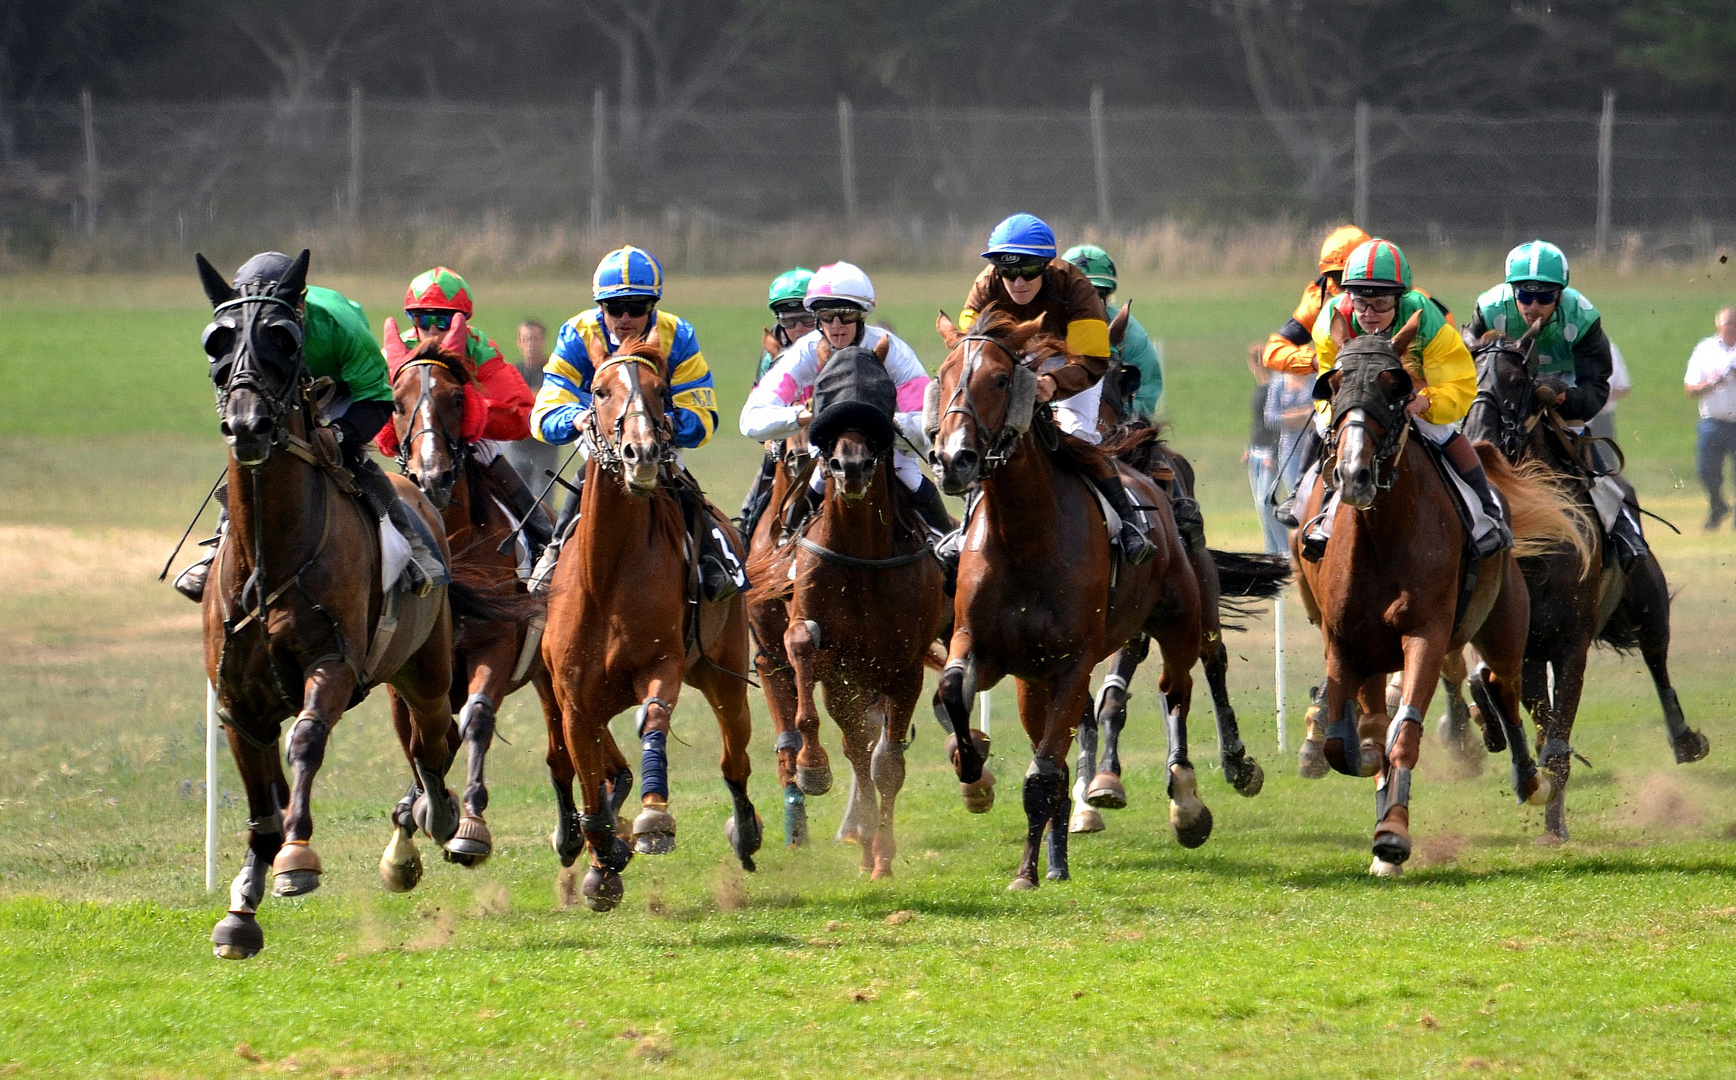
[572,457,683,585]
[815,459,899,558]
[225,435,326,577]
[977,434,1064,561]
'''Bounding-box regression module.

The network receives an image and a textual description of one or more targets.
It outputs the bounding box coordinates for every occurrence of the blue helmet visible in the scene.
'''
[981,213,1057,265]
[592,245,664,301]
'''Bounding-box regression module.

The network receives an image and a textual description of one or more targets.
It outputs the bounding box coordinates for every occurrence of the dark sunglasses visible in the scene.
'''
[815,308,865,325]
[776,311,818,331]
[601,299,655,319]
[997,263,1047,282]
[1515,288,1560,306]
[408,311,454,331]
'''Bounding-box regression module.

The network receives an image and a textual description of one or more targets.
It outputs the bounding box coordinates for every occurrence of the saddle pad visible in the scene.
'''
[380,517,412,592]
[1589,475,1624,534]
[1301,455,1501,545]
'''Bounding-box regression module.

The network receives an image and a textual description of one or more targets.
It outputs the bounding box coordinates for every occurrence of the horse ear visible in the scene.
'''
[584,326,609,368]
[936,310,963,348]
[1389,310,1423,358]
[439,312,469,357]
[275,249,310,301]
[195,253,235,307]
[1518,314,1546,349]
[1329,308,1353,348]
[382,317,411,368]
[762,327,782,357]
[816,340,833,366]
[1109,301,1131,347]
[872,333,891,362]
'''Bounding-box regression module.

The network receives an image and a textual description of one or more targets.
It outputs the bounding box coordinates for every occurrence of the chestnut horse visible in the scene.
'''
[541,332,759,912]
[375,320,554,888]
[745,340,948,879]
[928,311,1210,890]
[1293,314,1588,875]
[195,251,461,959]
[1452,330,1707,842]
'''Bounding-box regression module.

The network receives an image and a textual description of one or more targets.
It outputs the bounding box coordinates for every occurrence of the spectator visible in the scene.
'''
[1683,306,1736,530]
[1587,340,1630,442]
[1245,344,1285,554]
[503,318,559,492]
[1269,369,1315,503]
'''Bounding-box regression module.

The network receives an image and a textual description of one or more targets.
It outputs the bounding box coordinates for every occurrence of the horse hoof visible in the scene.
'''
[1368,857,1404,878]
[1168,764,1213,849]
[1523,773,1557,808]
[1674,730,1711,764]
[1006,875,1038,892]
[273,869,321,898]
[379,827,424,893]
[1069,806,1105,834]
[1046,866,1070,882]
[1358,739,1384,778]
[1371,831,1412,866]
[1084,772,1127,809]
[581,866,623,912]
[1297,739,1329,780]
[870,856,894,881]
[725,813,764,866]
[443,816,493,867]
[271,842,322,897]
[632,807,677,855]
[1230,758,1265,798]
[550,823,585,869]
[1535,830,1567,847]
[960,768,995,814]
[796,764,833,797]
[211,912,263,960]
[413,787,461,845]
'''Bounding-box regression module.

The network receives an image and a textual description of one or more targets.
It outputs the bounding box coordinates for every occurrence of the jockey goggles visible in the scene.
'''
[601,298,655,318]
[1515,286,1561,306]
[408,310,455,331]
[996,260,1048,281]
[1349,294,1399,314]
[775,309,817,331]
[814,307,865,326]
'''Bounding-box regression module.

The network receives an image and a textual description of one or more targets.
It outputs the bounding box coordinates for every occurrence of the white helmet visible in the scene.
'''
[804,261,876,314]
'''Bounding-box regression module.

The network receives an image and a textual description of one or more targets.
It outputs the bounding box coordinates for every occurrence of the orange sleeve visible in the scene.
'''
[475,354,534,442]
[1262,280,1327,373]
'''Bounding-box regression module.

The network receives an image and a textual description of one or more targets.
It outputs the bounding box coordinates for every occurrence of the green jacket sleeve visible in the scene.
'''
[1112,307,1164,417]
[304,286,392,403]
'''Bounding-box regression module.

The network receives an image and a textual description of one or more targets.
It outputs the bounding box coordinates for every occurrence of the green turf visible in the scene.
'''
[2,267,1735,1078]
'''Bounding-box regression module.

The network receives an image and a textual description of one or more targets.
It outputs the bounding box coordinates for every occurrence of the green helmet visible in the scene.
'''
[768,267,815,313]
[1504,240,1569,288]
[1062,244,1117,291]
[1341,238,1413,292]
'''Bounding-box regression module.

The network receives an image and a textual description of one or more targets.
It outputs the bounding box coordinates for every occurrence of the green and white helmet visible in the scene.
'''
[768,267,815,313]
[1504,240,1569,288]
[1063,244,1117,291]
[1341,238,1413,293]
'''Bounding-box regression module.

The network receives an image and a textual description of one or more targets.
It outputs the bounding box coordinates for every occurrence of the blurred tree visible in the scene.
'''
[1621,0,1736,90]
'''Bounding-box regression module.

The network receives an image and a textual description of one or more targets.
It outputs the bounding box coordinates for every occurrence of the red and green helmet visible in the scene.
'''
[405,266,475,317]
[1340,238,1413,292]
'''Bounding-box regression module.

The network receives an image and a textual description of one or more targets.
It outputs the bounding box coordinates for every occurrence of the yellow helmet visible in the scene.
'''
[1318,225,1373,275]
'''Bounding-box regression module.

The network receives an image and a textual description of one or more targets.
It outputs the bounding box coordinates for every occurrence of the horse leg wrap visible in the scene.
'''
[457,692,493,738]
[1074,713,1099,790]
[412,760,459,844]
[1375,767,1413,823]
[607,766,635,818]
[582,782,631,874]
[639,730,669,802]
[1540,736,1572,771]
[940,658,983,783]
[1021,763,1067,883]
[1325,698,1366,777]
[1660,689,1710,763]
[774,730,803,754]
[1386,706,1423,759]
[1372,766,1414,866]
[724,776,761,871]
[1164,705,1190,771]
[783,782,808,847]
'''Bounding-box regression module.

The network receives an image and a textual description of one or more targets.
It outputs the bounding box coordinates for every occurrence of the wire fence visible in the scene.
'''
[2,97,1733,270]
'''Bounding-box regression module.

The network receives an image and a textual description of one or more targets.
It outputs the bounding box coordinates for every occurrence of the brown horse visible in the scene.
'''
[1293,313,1588,875]
[195,251,462,959]
[375,320,554,888]
[745,339,948,879]
[541,332,759,912]
[1452,329,1708,842]
[928,310,1211,890]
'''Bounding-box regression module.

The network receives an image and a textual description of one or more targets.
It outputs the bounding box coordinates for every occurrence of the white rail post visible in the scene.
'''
[1090,85,1111,227]
[977,690,990,739]
[80,88,98,236]
[205,681,219,891]
[590,87,607,232]
[837,97,858,239]
[1353,100,1369,229]
[1595,89,1615,258]
[1274,597,1288,753]
[347,83,362,217]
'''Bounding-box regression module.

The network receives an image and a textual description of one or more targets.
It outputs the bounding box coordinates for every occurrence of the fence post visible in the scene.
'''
[1353,100,1369,228]
[206,681,219,891]
[1274,597,1288,753]
[80,88,98,236]
[1090,85,1111,227]
[837,97,857,237]
[1596,89,1615,258]
[347,83,362,218]
[590,88,607,232]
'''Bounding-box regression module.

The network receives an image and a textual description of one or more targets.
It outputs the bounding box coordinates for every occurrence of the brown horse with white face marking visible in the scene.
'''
[376,319,554,889]
[540,332,759,911]
[1293,313,1588,874]
[928,311,1209,890]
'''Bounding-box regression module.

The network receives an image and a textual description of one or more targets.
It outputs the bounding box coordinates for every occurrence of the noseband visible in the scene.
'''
[585,353,676,474]
[1468,342,1537,463]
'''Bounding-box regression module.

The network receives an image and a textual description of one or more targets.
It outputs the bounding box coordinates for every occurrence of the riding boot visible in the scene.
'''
[1164,484,1207,555]
[692,498,748,604]
[1454,458,1512,560]
[529,474,584,595]
[1273,427,1323,529]
[782,478,821,535]
[173,486,228,602]
[483,454,552,564]
[1089,472,1157,566]
[933,491,974,595]
[352,455,448,594]
[910,477,956,537]
[1610,507,1650,573]
[737,448,779,540]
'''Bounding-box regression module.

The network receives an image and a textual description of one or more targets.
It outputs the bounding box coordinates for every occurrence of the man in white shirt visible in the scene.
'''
[1683,306,1736,529]
[1587,340,1630,442]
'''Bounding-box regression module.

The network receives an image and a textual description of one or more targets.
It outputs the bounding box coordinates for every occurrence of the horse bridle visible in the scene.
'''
[1324,351,1414,495]
[206,292,308,454]
[1468,340,1538,462]
[391,357,469,475]
[584,353,676,474]
[934,334,1044,479]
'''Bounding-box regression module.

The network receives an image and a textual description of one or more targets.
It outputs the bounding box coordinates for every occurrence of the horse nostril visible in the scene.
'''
[829,456,845,474]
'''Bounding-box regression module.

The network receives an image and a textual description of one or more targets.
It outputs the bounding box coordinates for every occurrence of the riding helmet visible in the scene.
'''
[405,266,475,316]
[1341,239,1413,294]
[1318,225,1373,275]
[804,261,876,314]
[1504,240,1570,289]
[1063,244,1118,291]
[768,267,815,314]
[981,213,1057,265]
[592,246,664,301]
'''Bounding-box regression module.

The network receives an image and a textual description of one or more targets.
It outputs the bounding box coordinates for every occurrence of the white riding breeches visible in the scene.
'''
[1052,379,1105,445]
[470,439,505,466]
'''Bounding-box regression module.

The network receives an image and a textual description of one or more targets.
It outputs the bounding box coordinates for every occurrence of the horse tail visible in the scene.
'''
[445,538,547,626]
[1476,442,1595,574]
[1208,549,1291,600]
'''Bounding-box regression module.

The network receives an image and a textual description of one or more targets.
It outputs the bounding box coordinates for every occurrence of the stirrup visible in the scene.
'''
[1471,519,1511,560]
[528,540,562,595]
[1273,496,1300,529]
[700,556,741,604]
[173,553,214,602]
[1119,524,1156,566]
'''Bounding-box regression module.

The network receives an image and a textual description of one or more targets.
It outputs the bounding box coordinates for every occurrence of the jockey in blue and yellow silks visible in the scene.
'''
[528,246,742,600]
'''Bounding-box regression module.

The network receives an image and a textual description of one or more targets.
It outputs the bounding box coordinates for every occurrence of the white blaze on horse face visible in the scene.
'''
[1335,408,1378,509]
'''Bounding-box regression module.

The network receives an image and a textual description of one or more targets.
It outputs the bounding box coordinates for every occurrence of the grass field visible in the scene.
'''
[3,265,1736,1078]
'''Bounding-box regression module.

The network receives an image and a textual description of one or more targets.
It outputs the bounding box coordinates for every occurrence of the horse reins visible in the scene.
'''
[936,334,1038,479]
[584,353,677,474]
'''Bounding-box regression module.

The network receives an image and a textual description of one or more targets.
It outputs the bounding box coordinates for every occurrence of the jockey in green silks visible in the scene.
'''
[739,267,816,533]
[1063,244,1164,420]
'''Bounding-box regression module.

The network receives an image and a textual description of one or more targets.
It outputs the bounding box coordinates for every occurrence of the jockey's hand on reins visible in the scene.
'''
[1533,379,1567,410]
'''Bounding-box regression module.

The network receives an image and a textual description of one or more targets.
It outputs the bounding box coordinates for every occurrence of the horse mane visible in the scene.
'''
[614,335,665,364]
[404,335,473,384]
[1100,419,1175,475]
[1476,442,1595,574]
[968,309,1070,368]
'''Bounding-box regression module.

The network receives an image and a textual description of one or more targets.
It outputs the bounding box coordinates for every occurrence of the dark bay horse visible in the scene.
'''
[195,251,462,958]
[376,318,554,887]
[541,332,759,912]
[1293,313,1589,875]
[1455,330,1708,842]
[745,340,948,879]
[928,311,1214,890]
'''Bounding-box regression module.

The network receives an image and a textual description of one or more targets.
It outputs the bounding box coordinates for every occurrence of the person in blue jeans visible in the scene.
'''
[1684,307,1736,530]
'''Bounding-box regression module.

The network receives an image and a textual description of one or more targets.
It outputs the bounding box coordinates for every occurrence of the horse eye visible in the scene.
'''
[994,373,1010,390]
[202,325,233,360]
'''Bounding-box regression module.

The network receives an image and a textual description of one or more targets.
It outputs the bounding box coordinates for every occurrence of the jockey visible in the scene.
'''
[739,261,953,535]
[174,251,447,601]
[1306,238,1509,560]
[1262,225,1371,375]
[960,213,1155,564]
[738,267,816,535]
[1466,239,1643,567]
[375,266,552,562]
[1062,243,1164,419]
[528,246,741,600]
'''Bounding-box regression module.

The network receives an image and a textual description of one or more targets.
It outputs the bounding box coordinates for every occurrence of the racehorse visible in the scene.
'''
[927,310,1219,890]
[1293,312,1589,875]
[1454,329,1708,842]
[195,251,465,958]
[745,340,948,879]
[375,319,554,888]
[540,331,760,912]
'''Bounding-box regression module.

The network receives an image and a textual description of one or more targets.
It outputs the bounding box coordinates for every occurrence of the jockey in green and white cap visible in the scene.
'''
[1063,244,1164,419]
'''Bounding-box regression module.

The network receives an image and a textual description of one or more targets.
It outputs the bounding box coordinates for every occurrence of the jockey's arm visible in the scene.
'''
[665,327,719,449]
[740,347,810,442]
[1116,311,1164,414]
[303,287,393,445]
[530,322,593,445]
[884,334,934,449]
[1263,278,1327,374]
[473,348,535,442]
[1415,322,1477,425]
[1559,319,1613,422]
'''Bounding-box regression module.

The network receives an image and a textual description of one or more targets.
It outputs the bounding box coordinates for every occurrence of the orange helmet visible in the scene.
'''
[1318,225,1373,275]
